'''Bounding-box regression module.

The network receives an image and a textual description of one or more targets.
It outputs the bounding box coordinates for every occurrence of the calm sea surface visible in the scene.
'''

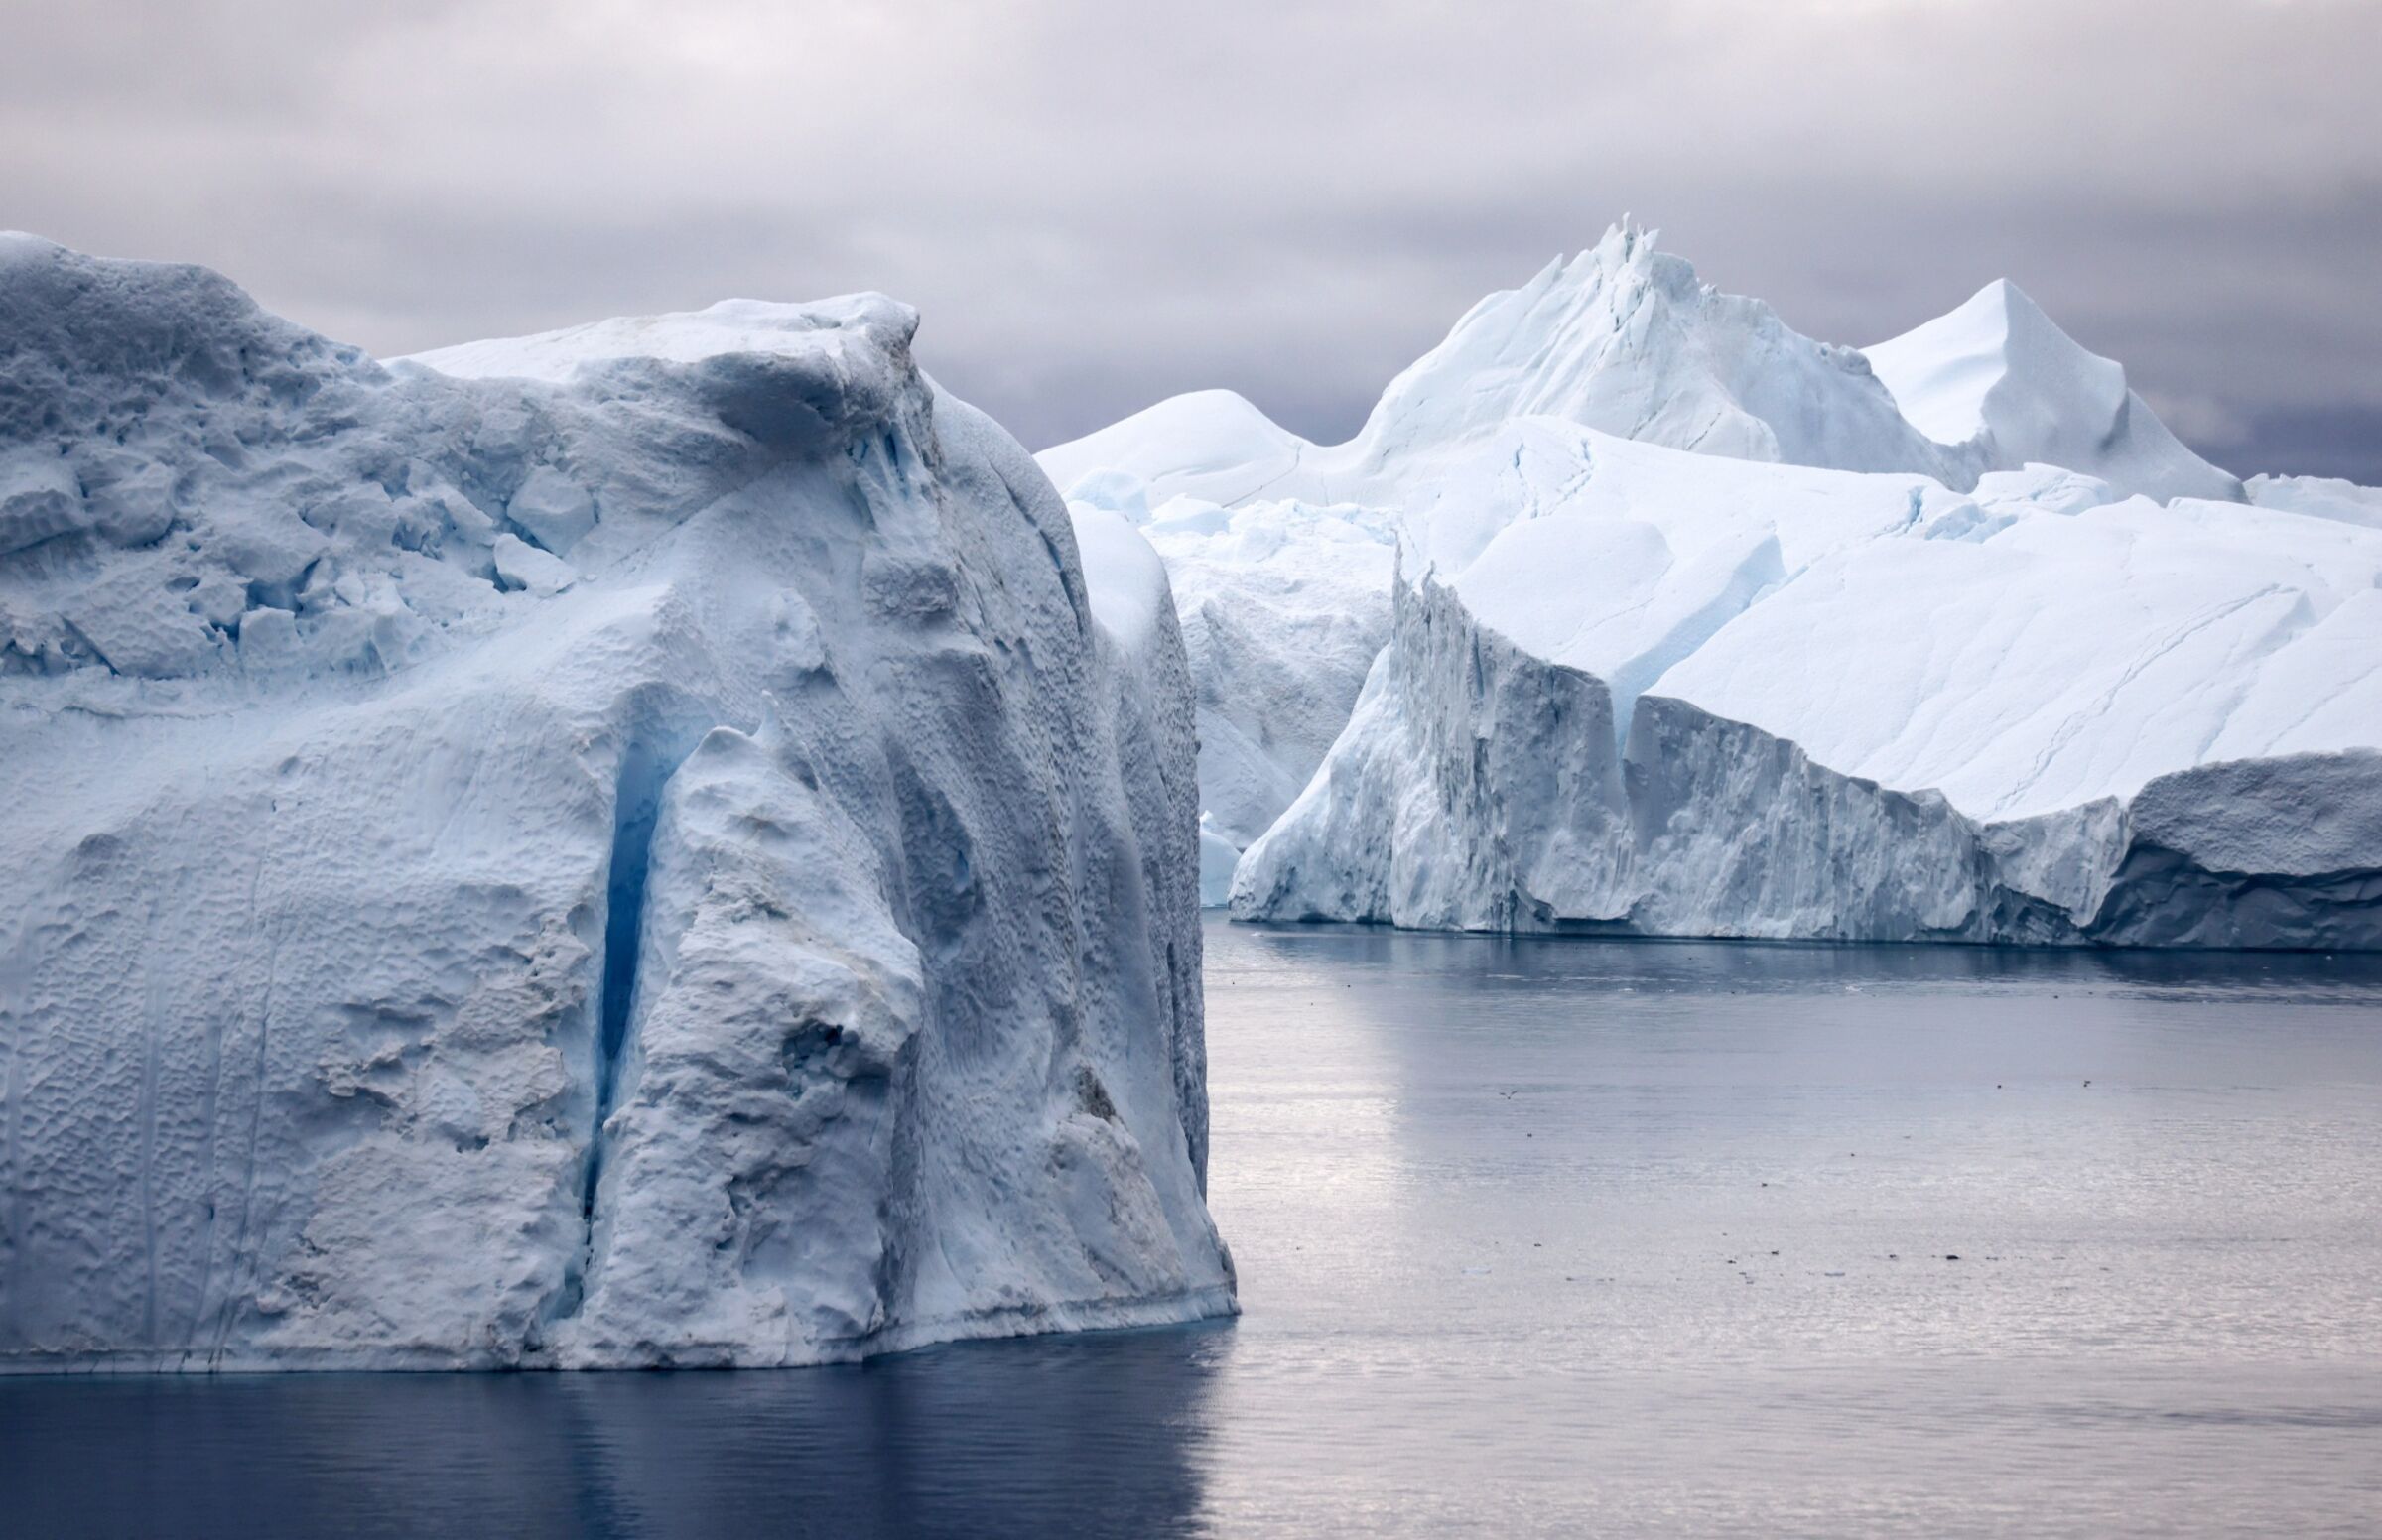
[7,917,2381,1537]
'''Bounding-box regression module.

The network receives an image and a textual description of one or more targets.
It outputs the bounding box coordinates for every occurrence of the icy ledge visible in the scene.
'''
[0,238,1231,1370]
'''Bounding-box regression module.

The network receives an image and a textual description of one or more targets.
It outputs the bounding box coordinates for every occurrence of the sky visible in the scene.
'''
[6,0,2379,481]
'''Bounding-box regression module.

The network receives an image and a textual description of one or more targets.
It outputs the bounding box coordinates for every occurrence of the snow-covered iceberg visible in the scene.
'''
[0,237,1232,1370]
[1043,225,2381,948]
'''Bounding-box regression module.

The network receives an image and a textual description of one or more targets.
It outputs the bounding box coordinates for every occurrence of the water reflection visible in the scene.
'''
[1216,920,2382,1001]
[0,1324,1230,1540]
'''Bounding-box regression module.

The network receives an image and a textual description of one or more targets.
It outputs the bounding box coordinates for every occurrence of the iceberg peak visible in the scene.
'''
[1346,222,1961,481]
[1865,278,2241,503]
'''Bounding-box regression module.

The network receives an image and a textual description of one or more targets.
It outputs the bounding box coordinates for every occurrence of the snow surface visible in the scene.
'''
[400,297,895,385]
[0,235,1232,1369]
[1654,494,2382,822]
[1045,224,2380,945]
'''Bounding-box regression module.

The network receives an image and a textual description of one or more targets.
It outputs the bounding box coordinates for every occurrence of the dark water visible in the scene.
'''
[8,919,2382,1538]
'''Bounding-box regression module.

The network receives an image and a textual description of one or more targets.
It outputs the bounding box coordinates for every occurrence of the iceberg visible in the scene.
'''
[0,238,1231,1369]
[1042,221,1957,905]
[1046,225,2381,947]
[1236,432,2382,947]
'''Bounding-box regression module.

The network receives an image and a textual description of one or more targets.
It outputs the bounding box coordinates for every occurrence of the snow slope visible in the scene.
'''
[1044,224,2376,946]
[0,236,1232,1370]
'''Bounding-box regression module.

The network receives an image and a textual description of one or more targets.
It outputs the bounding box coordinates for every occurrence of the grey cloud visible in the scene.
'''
[3,0,2377,474]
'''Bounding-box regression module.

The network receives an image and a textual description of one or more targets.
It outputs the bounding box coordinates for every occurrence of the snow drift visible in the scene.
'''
[0,237,1231,1370]
[1043,224,2380,948]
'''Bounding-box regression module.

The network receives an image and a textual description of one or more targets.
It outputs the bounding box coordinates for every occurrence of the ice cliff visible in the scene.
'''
[0,237,1231,1369]
[1041,225,2381,948]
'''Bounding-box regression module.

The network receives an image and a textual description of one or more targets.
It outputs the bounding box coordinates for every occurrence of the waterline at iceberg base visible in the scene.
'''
[0,237,1233,1371]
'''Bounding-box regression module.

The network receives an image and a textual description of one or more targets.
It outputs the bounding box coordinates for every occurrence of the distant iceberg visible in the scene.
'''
[1041,225,2381,948]
[0,237,1231,1369]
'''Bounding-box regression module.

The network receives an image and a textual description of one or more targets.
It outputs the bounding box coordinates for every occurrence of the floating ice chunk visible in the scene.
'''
[1240,444,2382,946]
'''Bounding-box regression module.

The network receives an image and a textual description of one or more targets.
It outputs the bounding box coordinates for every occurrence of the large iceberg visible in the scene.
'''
[1042,225,2381,948]
[0,237,1232,1369]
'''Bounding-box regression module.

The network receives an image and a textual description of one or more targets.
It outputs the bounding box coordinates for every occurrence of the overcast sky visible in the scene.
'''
[7,0,2379,480]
